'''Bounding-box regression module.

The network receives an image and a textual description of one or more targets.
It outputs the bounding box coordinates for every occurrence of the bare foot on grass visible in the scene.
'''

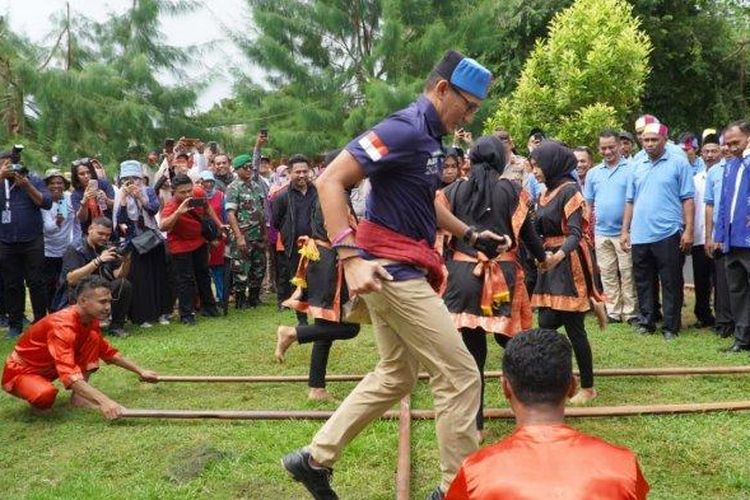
[274,325,297,363]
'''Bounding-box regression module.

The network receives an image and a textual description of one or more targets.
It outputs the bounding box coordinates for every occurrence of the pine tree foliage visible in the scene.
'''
[0,1,200,174]
[485,0,652,150]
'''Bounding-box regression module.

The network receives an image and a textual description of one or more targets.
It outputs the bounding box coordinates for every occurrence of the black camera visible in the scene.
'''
[10,145,27,175]
[107,241,133,257]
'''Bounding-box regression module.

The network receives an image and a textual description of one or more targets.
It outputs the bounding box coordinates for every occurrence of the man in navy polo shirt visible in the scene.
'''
[281,50,506,500]
[714,119,750,353]
[621,123,695,341]
[584,129,637,324]
[0,149,52,338]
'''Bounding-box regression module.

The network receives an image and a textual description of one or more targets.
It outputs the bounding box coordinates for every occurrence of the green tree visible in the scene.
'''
[632,0,750,132]
[1,1,202,173]
[485,0,652,150]
[227,0,577,155]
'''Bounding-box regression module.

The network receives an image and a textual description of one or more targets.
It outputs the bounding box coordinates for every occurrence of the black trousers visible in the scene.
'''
[691,245,715,325]
[0,236,48,328]
[725,248,750,346]
[43,257,63,313]
[713,252,734,333]
[538,308,594,389]
[283,250,307,325]
[632,232,684,333]
[172,244,216,319]
[460,328,509,431]
[108,278,133,329]
[296,319,360,388]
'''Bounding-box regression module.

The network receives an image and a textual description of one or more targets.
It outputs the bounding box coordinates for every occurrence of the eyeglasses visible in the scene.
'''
[450,85,480,114]
[72,158,91,167]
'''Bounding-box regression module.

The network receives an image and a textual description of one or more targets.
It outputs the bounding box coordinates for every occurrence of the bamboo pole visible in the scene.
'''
[396,396,411,500]
[120,400,750,421]
[156,365,750,384]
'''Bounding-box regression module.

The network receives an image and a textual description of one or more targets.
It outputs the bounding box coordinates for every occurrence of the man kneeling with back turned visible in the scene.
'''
[446,328,649,499]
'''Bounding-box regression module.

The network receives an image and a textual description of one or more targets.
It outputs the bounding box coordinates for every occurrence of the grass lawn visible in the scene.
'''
[1,290,750,499]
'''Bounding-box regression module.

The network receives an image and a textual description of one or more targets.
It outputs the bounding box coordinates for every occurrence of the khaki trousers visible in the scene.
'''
[595,235,637,320]
[309,278,481,490]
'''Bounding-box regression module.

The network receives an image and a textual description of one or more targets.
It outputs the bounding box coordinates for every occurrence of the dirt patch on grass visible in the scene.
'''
[165,444,228,484]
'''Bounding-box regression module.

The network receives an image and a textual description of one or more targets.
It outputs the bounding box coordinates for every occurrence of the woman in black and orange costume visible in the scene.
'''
[529,141,606,405]
[273,150,360,401]
[441,135,548,434]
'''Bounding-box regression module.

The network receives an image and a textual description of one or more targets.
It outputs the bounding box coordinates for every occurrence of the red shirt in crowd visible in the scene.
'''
[2,307,120,392]
[161,198,206,255]
[446,424,649,500]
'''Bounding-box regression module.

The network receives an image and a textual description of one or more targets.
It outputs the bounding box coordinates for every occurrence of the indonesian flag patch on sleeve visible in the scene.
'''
[358,131,389,162]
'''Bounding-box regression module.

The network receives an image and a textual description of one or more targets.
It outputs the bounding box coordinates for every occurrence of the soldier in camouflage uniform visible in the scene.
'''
[226,154,267,308]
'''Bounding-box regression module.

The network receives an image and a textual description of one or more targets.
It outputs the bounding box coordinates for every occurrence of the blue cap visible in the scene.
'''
[199,170,216,182]
[450,57,492,100]
[119,160,142,178]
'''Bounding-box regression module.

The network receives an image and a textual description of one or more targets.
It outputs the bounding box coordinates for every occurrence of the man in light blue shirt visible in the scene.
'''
[702,132,733,338]
[621,123,695,340]
[584,129,637,323]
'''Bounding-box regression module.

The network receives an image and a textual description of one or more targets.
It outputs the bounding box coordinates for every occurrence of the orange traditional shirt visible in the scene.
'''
[2,307,119,391]
[446,424,649,500]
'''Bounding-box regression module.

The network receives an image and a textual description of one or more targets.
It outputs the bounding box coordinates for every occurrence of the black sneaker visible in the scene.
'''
[426,486,445,500]
[180,315,196,326]
[281,448,337,500]
[202,307,221,318]
[635,325,655,335]
[5,324,22,339]
[662,330,678,341]
[107,326,129,338]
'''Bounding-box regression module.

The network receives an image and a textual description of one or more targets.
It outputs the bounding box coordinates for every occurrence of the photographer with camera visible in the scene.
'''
[114,161,171,328]
[159,174,223,325]
[58,217,133,337]
[0,146,53,338]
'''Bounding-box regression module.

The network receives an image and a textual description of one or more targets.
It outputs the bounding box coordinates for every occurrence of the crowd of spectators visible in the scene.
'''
[1,119,749,356]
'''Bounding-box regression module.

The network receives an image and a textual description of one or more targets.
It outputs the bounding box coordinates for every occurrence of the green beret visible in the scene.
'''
[232,154,252,168]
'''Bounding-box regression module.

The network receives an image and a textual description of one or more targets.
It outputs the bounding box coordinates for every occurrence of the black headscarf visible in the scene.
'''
[461,135,507,221]
[529,141,577,189]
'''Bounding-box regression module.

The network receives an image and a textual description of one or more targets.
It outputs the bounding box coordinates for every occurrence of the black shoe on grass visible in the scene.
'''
[281,448,338,500]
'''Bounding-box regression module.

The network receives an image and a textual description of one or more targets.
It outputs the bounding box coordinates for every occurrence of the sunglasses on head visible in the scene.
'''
[72,157,91,167]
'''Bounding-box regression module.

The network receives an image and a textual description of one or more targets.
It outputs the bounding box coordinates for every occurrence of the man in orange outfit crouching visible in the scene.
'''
[446,328,649,499]
[2,275,158,419]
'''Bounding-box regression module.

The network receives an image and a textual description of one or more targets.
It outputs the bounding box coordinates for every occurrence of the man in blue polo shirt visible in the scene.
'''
[281,50,506,500]
[714,119,750,353]
[0,148,52,338]
[584,129,637,324]
[621,123,694,340]
[704,131,734,338]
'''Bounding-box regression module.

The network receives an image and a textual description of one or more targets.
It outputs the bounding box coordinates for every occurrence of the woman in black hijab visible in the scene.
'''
[529,141,605,405]
[441,135,547,435]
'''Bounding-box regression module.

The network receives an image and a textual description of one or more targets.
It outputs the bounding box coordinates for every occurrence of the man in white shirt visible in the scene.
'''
[41,169,75,312]
[689,140,715,329]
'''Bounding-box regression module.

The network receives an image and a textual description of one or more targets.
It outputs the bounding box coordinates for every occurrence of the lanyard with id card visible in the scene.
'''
[2,179,14,224]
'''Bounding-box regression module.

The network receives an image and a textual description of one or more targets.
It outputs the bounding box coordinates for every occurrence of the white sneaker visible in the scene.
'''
[140,322,153,328]
[158,314,171,325]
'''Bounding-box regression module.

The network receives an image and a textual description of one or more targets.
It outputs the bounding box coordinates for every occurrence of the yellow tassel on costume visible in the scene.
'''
[481,305,493,316]
[493,291,511,304]
[299,239,320,261]
[291,277,307,288]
